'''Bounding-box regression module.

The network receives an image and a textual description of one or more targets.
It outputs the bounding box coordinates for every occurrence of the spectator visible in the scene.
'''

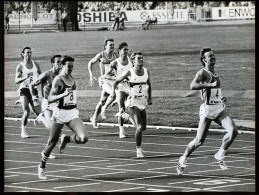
[112,10,120,30]
[60,8,68,32]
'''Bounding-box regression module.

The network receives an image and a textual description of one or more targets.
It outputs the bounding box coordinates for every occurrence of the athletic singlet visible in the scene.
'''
[200,68,222,105]
[116,56,133,80]
[57,76,77,109]
[128,68,148,97]
[19,60,38,89]
[100,51,117,80]
[42,70,57,98]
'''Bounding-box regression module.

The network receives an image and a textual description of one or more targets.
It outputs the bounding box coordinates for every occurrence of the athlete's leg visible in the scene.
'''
[59,118,88,153]
[127,107,146,157]
[20,95,31,138]
[183,116,212,158]
[214,110,238,158]
[101,83,116,116]
[117,91,127,137]
[92,89,108,120]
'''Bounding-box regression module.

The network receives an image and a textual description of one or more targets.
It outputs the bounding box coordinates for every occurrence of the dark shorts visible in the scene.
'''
[19,88,38,100]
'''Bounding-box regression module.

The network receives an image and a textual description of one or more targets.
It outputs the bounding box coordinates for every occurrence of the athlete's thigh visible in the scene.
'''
[50,121,64,141]
[128,107,142,127]
[31,104,42,115]
[196,116,212,141]
[100,89,109,102]
[118,91,127,110]
[214,110,237,131]
[102,82,112,94]
[20,96,30,111]
[66,118,88,136]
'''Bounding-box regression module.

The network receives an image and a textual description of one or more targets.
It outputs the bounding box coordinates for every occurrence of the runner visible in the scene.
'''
[110,51,152,157]
[88,38,118,128]
[176,47,238,175]
[38,56,89,180]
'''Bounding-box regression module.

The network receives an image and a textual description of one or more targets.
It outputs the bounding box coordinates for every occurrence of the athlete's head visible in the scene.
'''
[21,46,32,60]
[132,51,143,67]
[200,47,216,67]
[118,42,128,57]
[61,56,75,75]
[104,38,114,51]
[51,55,62,73]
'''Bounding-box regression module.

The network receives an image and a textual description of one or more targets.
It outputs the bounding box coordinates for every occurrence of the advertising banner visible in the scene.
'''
[211,6,255,20]
[8,13,57,25]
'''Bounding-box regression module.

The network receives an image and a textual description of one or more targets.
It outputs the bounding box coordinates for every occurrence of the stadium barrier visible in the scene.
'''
[4,117,255,135]
[7,6,255,29]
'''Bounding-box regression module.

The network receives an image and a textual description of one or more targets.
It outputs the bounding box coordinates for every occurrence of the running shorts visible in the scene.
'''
[52,107,79,124]
[199,103,225,120]
[118,81,130,94]
[126,96,147,111]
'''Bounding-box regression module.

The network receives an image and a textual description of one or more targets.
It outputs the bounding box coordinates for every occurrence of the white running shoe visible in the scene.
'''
[176,156,187,175]
[38,164,47,180]
[119,129,126,138]
[214,153,228,170]
[90,117,98,129]
[136,148,144,158]
[100,108,107,119]
[21,129,29,138]
[59,134,67,154]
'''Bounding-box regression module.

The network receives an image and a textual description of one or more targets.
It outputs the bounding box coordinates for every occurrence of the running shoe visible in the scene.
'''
[38,164,47,180]
[214,153,228,170]
[136,148,144,158]
[90,117,98,129]
[176,156,187,175]
[59,134,67,154]
[119,129,126,138]
[21,128,29,138]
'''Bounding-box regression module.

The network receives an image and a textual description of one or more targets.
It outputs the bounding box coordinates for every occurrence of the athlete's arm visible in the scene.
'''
[88,53,102,85]
[48,77,72,103]
[34,61,42,75]
[15,64,31,84]
[146,70,152,105]
[110,69,131,98]
[190,69,217,90]
[104,60,117,76]
[29,72,48,96]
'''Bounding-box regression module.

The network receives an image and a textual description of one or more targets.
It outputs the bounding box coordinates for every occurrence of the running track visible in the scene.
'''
[4,120,255,192]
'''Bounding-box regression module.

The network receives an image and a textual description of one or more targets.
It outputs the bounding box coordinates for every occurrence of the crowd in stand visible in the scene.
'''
[5,1,256,14]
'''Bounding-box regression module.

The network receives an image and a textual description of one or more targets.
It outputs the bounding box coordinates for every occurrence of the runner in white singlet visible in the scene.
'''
[103,42,134,138]
[176,47,238,175]
[15,47,43,138]
[110,51,152,157]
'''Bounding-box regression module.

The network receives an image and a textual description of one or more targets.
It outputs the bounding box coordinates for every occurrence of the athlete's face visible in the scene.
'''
[119,46,128,57]
[23,49,32,61]
[53,57,62,73]
[134,54,144,68]
[63,61,74,75]
[105,41,114,52]
[204,51,216,66]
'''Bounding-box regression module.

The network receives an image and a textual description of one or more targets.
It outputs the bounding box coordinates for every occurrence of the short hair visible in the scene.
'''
[118,42,128,51]
[61,56,75,65]
[131,51,142,60]
[200,47,212,67]
[21,46,31,58]
[51,55,62,63]
[104,38,114,49]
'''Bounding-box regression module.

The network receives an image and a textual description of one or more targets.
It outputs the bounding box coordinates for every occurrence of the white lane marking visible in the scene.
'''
[106,186,145,192]
[124,174,168,181]
[5,185,62,192]
[54,182,101,189]
[5,175,19,178]
[82,171,126,178]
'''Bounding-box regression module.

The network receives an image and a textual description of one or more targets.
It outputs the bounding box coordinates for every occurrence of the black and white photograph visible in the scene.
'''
[4,1,255,192]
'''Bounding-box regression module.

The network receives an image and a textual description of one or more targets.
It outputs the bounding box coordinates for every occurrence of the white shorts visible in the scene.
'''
[199,103,225,120]
[126,96,147,111]
[52,107,80,124]
[118,82,130,94]
[41,98,57,111]
[99,76,115,88]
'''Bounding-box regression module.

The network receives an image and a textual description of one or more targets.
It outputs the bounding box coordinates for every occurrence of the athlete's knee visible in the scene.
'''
[194,137,204,147]
[77,134,88,144]
[47,137,59,149]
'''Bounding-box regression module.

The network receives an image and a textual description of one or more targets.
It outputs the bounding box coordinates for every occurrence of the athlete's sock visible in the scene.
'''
[40,152,48,168]
[217,147,227,159]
